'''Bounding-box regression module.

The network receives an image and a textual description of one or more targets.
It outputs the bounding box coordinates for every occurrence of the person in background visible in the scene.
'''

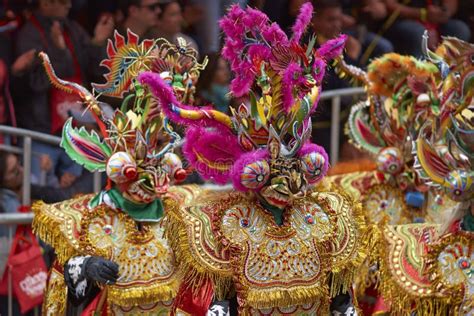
[147,0,199,53]
[0,149,79,315]
[195,53,231,113]
[340,0,394,65]
[187,0,245,54]
[11,0,113,188]
[312,0,363,63]
[0,151,22,224]
[384,0,470,57]
[117,0,161,38]
[260,0,308,35]
[310,0,363,159]
[0,150,35,316]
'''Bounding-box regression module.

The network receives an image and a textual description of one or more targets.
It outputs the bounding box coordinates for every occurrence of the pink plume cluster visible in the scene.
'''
[139,3,343,190]
[291,2,313,43]
[138,72,227,130]
[183,127,244,184]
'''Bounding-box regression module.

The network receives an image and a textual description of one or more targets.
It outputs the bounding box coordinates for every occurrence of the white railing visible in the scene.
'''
[0,86,366,316]
[319,87,365,164]
[0,125,103,205]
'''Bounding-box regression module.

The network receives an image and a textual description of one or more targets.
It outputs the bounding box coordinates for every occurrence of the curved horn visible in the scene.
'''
[39,52,108,137]
[422,31,449,79]
[335,56,369,87]
[138,71,234,131]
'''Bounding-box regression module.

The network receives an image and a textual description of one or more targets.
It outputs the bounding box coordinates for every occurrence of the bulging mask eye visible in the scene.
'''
[106,152,137,183]
[300,151,326,184]
[240,160,270,190]
[445,170,474,202]
[376,147,404,175]
[162,152,187,183]
[160,71,173,85]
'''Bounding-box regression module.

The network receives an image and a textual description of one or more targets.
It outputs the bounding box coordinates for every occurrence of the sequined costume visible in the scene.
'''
[139,4,370,315]
[328,50,457,226]
[32,32,207,315]
[376,35,474,315]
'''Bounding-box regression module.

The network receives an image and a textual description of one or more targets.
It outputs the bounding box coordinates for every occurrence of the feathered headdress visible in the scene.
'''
[139,3,346,192]
[338,53,439,180]
[414,36,474,202]
[39,31,206,199]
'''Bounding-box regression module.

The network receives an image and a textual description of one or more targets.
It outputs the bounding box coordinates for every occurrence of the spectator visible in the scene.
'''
[0,150,34,316]
[11,0,114,187]
[0,49,38,146]
[187,0,244,54]
[384,0,471,57]
[0,151,22,224]
[312,0,363,63]
[0,149,84,315]
[339,0,394,64]
[195,53,231,112]
[261,0,308,35]
[310,0,358,156]
[147,0,199,53]
[117,0,161,38]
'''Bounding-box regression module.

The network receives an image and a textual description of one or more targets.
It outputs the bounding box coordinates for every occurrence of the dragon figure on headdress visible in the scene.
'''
[376,35,474,315]
[32,30,211,315]
[329,49,453,226]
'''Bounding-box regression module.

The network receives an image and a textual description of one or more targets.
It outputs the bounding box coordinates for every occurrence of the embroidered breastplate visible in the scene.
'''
[380,224,474,314]
[167,188,367,314]
[33,189,195,314]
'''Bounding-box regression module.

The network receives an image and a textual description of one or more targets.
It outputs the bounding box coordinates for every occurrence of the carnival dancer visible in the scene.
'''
[32,31,207,315]
[329,51,456,226]
[139,3,370,315]
[377,35,474,315]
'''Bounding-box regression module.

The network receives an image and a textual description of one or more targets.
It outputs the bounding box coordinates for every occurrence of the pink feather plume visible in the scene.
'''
[138,71,229,130]
[183,127,244,184]
[291,2,313,43]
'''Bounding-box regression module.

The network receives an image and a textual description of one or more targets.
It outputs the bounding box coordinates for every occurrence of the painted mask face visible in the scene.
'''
[138,3,338,213]
[258,157,307,209]
[238,134,328,209]
[61,105,187,205]
[106,151,185,204]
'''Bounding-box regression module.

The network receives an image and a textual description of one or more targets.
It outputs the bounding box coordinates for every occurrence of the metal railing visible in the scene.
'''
[319,87,365,165]
[0,125,103,205]
[0,86,366,315]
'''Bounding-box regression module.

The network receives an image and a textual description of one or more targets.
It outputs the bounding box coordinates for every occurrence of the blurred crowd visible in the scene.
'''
[0,0,473,231]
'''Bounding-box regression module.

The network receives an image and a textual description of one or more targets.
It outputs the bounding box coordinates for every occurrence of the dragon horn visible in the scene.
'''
[422,31,449,79]
[138,71,234,130]
[38,52,108,137]
[334,56,369,87]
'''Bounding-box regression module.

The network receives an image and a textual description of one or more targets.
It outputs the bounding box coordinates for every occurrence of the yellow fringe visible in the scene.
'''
[377,229,454,315]
[107,278,179,307]
[42,265,67,315]
[32,200,79,265]
[319,183,377,298]
[244,283,329,310]
[164,201,233,300]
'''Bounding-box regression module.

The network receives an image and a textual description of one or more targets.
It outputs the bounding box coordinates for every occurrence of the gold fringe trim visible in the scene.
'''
[42,265,67,315]
[164,199,233,300]
[244,283,329,310]
[377,228,455,315]
[354,219,386,297]
[32,200,79,265]
[107,279,179,307]
[317,183,377,298]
